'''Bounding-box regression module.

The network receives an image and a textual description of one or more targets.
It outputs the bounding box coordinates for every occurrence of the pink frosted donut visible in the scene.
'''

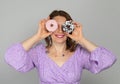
[45,20,58,32]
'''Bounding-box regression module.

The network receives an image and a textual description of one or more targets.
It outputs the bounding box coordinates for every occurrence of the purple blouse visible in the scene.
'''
[5,43,116,84]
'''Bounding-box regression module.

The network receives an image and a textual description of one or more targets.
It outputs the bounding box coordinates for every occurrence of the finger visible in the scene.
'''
[39,19,45,26]
[65,32,73,39]
[73,21,82,28]
[48,32,53,35]
[72,21,79,25]
[47,16,50,20]
[38,20,47,33]
[41,19,47,30]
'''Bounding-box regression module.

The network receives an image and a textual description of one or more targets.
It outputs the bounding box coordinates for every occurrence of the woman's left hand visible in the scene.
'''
[65,22,84,43]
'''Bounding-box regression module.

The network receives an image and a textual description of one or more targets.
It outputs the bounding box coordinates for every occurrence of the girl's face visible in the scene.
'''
[51,16,67,44]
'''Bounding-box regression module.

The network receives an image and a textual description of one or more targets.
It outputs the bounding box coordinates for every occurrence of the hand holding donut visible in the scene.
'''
[66,22,85,44]
[36,19,52,40]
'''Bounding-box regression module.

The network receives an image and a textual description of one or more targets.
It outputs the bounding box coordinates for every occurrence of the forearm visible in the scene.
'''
[22,34,41,51]
[78,38,98,52]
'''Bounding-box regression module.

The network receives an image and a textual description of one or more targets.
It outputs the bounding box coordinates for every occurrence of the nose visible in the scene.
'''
[56,24,63,33]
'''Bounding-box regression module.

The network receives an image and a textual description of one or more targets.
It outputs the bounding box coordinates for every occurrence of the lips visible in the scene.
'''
[55,34,65,38]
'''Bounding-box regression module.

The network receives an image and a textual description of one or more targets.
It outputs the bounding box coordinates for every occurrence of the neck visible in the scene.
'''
[52,42,66,53]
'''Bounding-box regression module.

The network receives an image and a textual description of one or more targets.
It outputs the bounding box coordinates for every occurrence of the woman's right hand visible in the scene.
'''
[22,19,52,51]
[35,19,52,40]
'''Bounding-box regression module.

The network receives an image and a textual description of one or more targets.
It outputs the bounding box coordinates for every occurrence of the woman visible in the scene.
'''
[5,10,116,84]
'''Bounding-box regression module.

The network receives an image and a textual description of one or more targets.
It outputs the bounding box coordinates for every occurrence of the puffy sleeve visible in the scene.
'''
[4,43,41,72]
[79,46,117,74]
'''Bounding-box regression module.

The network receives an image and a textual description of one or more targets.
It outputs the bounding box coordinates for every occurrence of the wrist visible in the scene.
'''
[77,37,86,45]
[78,37,98,52]
[34,34,42,42]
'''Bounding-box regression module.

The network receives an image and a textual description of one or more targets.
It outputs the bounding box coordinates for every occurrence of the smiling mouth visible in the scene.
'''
[55,34,65,38]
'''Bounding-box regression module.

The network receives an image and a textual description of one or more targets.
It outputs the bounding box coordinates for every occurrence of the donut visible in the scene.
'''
[45,20,58,32]
[62,20,74,33]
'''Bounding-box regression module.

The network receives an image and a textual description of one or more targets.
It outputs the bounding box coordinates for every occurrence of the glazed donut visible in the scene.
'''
[45,20,58,32]
[62,20,74,33]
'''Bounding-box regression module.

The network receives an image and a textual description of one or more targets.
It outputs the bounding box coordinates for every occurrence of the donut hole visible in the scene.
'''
[50,24,54,27]
[66,25,70,29]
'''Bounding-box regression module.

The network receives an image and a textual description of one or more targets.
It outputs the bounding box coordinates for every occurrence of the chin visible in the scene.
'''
[53,39,66,44]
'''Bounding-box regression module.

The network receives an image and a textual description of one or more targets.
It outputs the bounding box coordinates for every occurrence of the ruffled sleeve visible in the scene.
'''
[80,46,117,74]
[4,43,41,72]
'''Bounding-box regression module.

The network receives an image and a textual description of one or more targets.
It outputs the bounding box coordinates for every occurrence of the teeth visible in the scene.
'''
[55,35,64,38]
[57,35,63,38]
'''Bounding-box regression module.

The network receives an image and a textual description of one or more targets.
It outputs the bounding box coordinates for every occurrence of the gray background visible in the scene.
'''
[0,0,120,84]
